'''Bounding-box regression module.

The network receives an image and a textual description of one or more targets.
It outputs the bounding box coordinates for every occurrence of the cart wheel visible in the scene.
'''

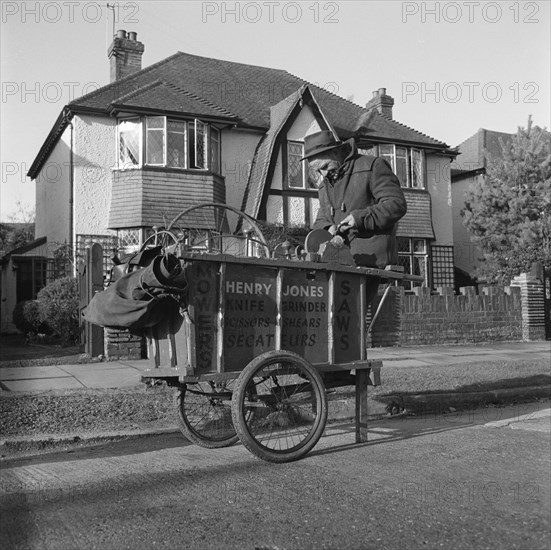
[167,202,271,258]
[139,229,181,252]
[174,381,238,448]
[231,350,328,463]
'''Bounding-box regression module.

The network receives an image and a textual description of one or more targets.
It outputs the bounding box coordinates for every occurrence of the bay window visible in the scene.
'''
[210,127,220,174]
[119,118,141,167]
[117,117,220,172]
[146,117,165,165]
[167,120,187,168]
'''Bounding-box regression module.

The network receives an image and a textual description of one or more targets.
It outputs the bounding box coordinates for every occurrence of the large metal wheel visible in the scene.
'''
[174,380,238,448]
[139,229,181,252]
[231,350,328,463]
[167,203,271,258]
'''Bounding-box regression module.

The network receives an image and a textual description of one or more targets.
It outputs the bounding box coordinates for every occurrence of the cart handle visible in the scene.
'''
[366,282,393,335]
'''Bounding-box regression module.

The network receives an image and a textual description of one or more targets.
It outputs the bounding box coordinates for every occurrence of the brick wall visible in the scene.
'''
[104,328,146,361]
[370,284,524,346]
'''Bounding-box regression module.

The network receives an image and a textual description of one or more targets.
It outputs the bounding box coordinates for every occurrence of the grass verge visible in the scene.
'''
[1,359,549,442]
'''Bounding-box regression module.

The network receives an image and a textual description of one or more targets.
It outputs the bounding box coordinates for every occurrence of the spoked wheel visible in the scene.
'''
[167,203,271,258]
[231,350,328,463]
[139,229,181,253]
[174,380,238,448]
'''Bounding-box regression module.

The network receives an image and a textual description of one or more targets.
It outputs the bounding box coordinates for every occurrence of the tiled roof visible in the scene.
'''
[241,87,305,219]
[396,190,435,239]
[112,80,237,118]
[71,51,449,147]
[30,51,453,179]
[454,128,513,170]
[0,236,46,263]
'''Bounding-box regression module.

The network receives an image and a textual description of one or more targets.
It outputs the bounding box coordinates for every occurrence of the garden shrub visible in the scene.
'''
[12,300,47,335]
[36,276,79,345]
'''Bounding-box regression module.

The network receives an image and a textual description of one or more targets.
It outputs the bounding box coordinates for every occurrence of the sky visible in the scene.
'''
[1,0,550,220]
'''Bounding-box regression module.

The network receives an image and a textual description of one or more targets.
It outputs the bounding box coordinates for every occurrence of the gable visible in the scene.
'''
[242,86,332,220]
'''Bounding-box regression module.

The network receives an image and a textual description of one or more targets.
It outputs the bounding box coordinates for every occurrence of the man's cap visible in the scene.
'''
[301,130,344,161]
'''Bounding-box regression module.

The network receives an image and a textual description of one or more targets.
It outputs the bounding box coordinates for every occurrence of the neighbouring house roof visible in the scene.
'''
[453,128,513,174]
[1,236,46,264]
[450,167,486,182]
[29,51,454,179]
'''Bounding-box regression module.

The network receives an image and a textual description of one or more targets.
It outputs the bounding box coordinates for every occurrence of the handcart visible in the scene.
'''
[134,205,422,462]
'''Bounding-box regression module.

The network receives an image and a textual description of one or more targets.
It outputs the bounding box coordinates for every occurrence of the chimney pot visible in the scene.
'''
[108,31,144,82]
[366,87,394,119]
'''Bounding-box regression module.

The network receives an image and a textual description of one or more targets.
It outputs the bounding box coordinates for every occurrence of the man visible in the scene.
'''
[303,130,407,271]
[303,131,407,385]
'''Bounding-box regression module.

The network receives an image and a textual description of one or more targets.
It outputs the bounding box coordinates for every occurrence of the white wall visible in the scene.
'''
[34,115,116,251]
[221,128,263,211]
[73,115,116,237]
[34,126,71,247]
[287,105,322,141]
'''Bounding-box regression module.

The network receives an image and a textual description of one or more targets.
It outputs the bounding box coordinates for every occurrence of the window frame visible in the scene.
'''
[275,140,319,229]
[286,140,307,190]
[145,116,167,166]
[118,117,142,169]
[117,116,219,172]
[397,237,430,290]
[210,126,221,174]
[367,144,425,189]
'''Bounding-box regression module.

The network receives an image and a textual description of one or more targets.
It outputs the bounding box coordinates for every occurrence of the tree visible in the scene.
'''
[461,117,551,284]
[0,201,35,256]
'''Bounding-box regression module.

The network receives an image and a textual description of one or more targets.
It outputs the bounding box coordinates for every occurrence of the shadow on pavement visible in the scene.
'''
[312,400,546,458]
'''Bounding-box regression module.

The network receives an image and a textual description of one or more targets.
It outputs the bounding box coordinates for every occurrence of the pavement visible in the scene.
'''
[0,341,549,393]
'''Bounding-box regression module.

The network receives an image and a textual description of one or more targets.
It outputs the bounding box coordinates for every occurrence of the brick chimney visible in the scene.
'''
[108,30,144,83]
[365,88,394,119]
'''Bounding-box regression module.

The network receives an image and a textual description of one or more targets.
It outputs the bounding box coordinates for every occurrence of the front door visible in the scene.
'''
[15,257,47,302]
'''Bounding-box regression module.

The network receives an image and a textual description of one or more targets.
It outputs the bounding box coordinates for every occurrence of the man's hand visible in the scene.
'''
[328,225,338,236]
[337,214,357,233]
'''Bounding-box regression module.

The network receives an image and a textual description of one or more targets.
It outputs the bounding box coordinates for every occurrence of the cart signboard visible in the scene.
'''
[187,260,219,373]
[333,273,363,363]
[223,263,278,371]
[180,258,368,374]
[280,268,329,363]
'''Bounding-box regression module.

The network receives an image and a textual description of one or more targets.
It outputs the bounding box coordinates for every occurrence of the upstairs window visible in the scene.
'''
[146,117,165,165]
[117,117,219,172]
[288,141,305,189]
[287,141,318,190]
[167,120,187,168]
[377,144,425,189]
[210,127,220,174]
[119,118,141,168]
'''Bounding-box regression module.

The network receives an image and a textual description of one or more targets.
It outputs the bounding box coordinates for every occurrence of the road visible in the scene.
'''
[1,402,550,550]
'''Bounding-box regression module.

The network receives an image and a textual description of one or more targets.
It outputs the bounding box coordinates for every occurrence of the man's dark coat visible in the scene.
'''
[313,140,407,268]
